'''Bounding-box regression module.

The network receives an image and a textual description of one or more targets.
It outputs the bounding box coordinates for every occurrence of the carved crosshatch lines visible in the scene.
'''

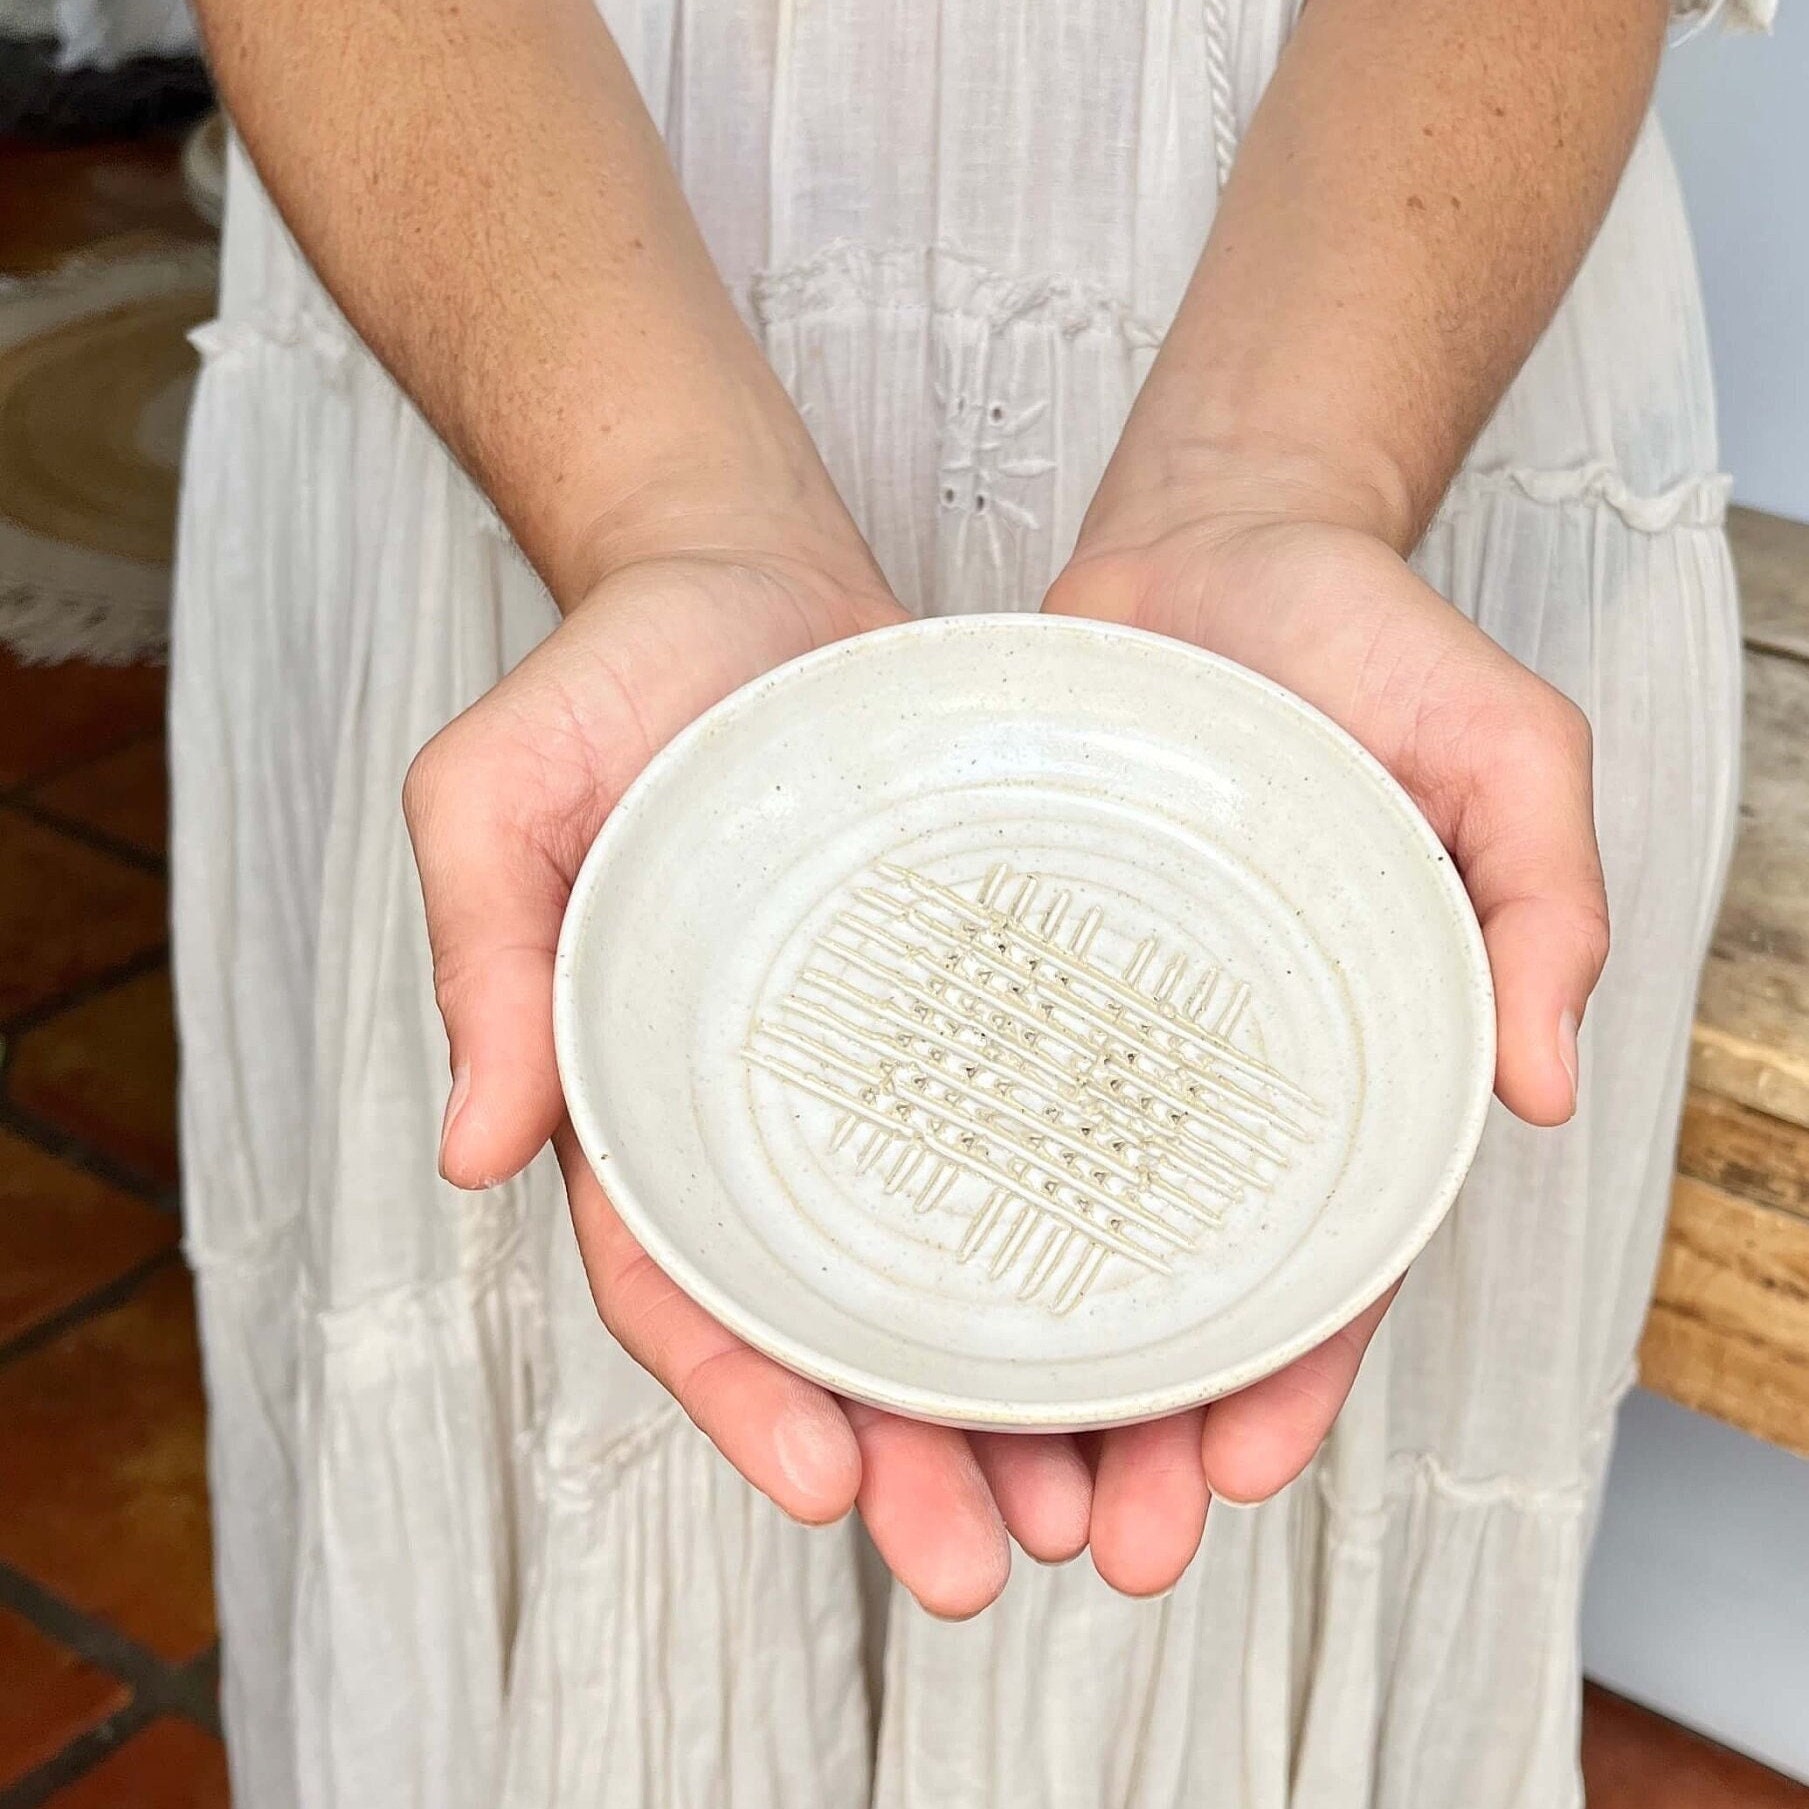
[745,864,1321,1312]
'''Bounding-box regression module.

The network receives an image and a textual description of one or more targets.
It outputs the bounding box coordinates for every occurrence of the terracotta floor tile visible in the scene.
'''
[8,968,177,1189]
[32,737,169,859]
[1583,1684,1809,1807]
[0,810,166,1022]
[0,1263,214,1660]
[0,653,167,788]
[0,1127,175,1344]
[41,1718,228,1809]
[0,1606,128,1788]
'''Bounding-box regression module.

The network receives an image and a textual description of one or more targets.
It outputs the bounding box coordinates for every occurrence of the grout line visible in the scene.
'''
[0,1586,220,1808]
[0,1095,179,1213]
[0,1249,181,1370]
[0,943,172,1042]
[0,792,166,879]
[170,1644,224,1739]
[0,1697,160,1809]
[0,1562,208,1711]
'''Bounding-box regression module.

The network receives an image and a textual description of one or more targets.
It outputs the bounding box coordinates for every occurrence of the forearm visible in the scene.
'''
[1087,0,1669,553]
[195,0,861,607]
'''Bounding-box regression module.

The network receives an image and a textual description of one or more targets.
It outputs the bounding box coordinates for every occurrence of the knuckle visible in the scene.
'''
[596,1248,683,1365]
[1488,686,1592,794]
[404,715,503,839]
[404,726,514,892]
[402,733,454,831]
[1573,898,1612,973]
[673,1343,743,1416]
[1536,688,1593,768]
[426,942,481,1014]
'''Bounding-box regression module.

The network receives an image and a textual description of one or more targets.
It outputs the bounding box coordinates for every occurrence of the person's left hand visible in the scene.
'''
[1041,502,1609,1594]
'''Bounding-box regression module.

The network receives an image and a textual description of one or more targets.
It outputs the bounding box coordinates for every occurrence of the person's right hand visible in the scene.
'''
[403,542,1103,1617]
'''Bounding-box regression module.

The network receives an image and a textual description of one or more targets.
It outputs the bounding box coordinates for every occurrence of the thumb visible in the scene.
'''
[1451,694,1609,1127]
[403,722,576,1189]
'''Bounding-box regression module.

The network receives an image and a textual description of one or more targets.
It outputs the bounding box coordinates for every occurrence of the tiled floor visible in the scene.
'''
[0,147,216,1809]
[0,649,222,1807]
[3,132,1807,1809]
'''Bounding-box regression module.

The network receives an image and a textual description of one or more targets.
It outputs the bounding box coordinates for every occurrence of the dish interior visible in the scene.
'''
[555,616,1493,1427]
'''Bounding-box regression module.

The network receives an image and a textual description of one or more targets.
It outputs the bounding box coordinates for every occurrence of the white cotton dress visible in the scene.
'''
[170,3,1771,1804]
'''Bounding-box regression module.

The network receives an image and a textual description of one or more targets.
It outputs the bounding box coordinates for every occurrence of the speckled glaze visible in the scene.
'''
[553,615,1495,1429]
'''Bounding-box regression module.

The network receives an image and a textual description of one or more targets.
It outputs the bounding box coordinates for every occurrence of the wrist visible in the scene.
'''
[1075,421,1422,564]
[523,363,882,613]
[1050,424,1426,649]
[568,469,881,612]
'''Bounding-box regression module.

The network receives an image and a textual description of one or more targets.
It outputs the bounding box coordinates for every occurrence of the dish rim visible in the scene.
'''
[552,612,1496,1429]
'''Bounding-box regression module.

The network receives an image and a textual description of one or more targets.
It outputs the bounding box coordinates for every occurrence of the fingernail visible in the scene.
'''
[772,1410,834,1494]
[438,1062,471,1176]
[1557,1010,1580,1111]
[772,1408,858,1519]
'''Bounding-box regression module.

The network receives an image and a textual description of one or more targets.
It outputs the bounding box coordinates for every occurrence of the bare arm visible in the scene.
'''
[1091,0,1668,550]
[194,0,862,606]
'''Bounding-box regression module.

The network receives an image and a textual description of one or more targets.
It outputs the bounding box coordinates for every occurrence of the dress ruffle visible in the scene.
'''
[1440,464,1730,533]
[749,241,1167,346]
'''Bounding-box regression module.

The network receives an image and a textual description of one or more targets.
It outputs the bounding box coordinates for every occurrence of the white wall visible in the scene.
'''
[1583,1391,1809,1779]
[1656,4,1809,520]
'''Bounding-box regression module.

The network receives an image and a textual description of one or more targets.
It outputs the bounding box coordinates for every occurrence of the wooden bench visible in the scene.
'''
[1640,507,1809,1457]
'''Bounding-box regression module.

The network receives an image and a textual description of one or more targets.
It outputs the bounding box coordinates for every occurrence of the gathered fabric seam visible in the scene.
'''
[189,1220,1638,1527]
[1437,464,1730,533]
[524,1368,1638,1525]
[188,288,1730,538]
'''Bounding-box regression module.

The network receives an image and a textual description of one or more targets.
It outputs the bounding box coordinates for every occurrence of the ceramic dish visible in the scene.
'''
[553,615,1495,1429]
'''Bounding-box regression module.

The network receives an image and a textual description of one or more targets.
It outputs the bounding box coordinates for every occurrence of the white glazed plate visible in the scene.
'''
[554,615,1495,1430]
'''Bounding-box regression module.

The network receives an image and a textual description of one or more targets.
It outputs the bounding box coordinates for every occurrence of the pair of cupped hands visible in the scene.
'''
[403,464,1608,1620]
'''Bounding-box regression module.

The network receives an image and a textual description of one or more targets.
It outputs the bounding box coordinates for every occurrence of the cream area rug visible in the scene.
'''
[0,232,218,664]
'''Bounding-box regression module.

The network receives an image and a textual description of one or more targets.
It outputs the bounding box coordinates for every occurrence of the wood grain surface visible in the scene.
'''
[1642,509,1809,1454]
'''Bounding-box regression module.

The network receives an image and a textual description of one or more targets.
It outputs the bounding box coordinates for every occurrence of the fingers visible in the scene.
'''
[562,1119,1017,1609]
[969,1432,1094,1564]
[404,718,576,1189]
[1199,1283,1396,1504]
[1450,693,1609,1127]
[1088,1410,1210,1596]
[843,1404,1013,1619]
[556,1129,862,1524]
